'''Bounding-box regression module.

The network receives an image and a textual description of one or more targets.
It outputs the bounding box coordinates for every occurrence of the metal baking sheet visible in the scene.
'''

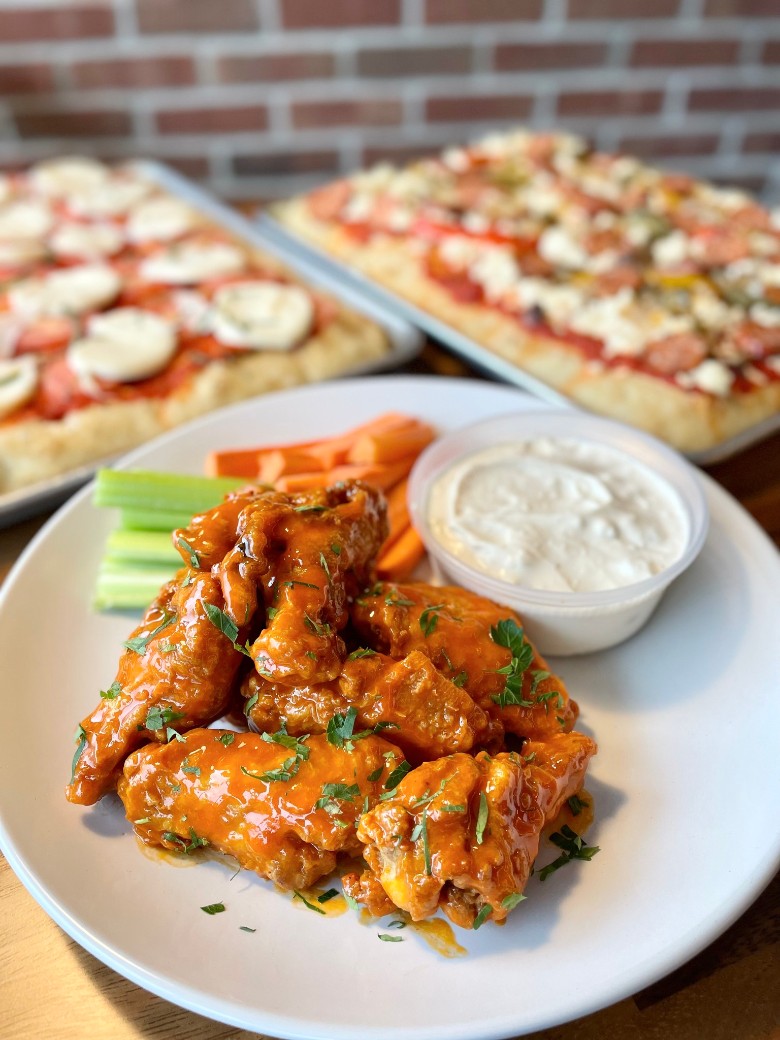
[0,163,423,529]
[258,213,780,466]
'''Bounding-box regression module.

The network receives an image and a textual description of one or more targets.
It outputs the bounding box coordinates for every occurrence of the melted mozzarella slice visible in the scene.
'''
[50,221,124,260]
[139,241,246,285]
[67,176,152,219]
[8,264,121,319]
[126,196,199,244]
[29,156,109,197]
[209,281,314,351]
[0,238,47,269]
[0,356,38,418]
[0,199,53,241]
[67,308,177,383]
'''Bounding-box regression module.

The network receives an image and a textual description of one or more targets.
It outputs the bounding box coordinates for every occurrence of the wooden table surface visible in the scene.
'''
[1,347,778,1040]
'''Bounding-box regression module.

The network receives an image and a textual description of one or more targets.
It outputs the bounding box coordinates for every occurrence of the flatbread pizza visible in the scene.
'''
[275,130,780,454]
[0,158,389,493]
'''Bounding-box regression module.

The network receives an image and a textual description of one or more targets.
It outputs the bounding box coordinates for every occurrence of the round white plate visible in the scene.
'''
[1,375,778,1040]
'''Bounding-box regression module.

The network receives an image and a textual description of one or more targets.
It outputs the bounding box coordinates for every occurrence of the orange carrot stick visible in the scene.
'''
[204,449,263,479]
[376,524,426,581]
[381,478,411,551]
[275,459,414,494]
[257,449,327,484]
[348,421,435,465]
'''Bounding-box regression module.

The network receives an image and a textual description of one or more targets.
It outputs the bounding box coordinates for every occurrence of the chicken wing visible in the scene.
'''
[118,728,405,890]
[242,648,491,761]
[250,482,387,684]
[67,567,248,806]
[343,730,596,928]
[351,581,577,742]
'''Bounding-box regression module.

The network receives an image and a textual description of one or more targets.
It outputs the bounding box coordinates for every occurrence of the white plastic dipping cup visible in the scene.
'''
[408,411,709,656]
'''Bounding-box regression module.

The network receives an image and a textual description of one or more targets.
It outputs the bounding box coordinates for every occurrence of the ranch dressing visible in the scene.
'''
[427,438,688,593]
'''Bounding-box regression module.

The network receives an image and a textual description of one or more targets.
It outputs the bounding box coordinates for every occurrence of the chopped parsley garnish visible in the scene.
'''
[239,925,256,932]
[293,890,325,914]
[383,760,412,791]
[217,732,236,746]
[181,755,201,777]
[343,892,360,911]
[326,706,395,750]
[501,892,527,911]
[419,603,445,637]
[452,671,468,688]
[203,603,253,657]
[378,933,404,942]
[472,905,493,930]
[244,692,259,716]
[386,918,407,929]
[177,536,200,569]
[266,606,278,621]
[319,552,331,581]
[315,782,360,815]
[158,641,178,653]
[538,824,600,881]
[163,828,208,854]
[145,705,185,732]
[347,647,377,661]
[280,580,320,590]
[70,725,87,782]
[413,777,450,808]
[331,543,341,556]
[367,766,384,782]
[475,791,489,845]
[490,618,536,708]
[123,610,175,654]
[317,888,339,904]
[384,593,415,607]
[567,794,587,817]
[242,726,310,783]
[200,903,225,915]
[303,613,331,637]
[441,804,465,813]
[294,504,326,514]
[410,811,432,875]
[166,727,185,743]
[99,681,122,700]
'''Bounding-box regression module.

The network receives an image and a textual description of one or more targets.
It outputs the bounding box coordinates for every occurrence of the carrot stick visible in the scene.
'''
[348,421,435,465]
[257,449,327,484]
[376,524,426,580]
[204,449,263,479]
[275,459,414,494]
[381,478,411,551]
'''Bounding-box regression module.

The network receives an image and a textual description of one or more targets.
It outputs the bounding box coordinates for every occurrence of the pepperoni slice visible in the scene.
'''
[728,321,780,361]
[15,316,75,356]
[308,180,351,221]
[35,356,91,419]
[643,332,708,375]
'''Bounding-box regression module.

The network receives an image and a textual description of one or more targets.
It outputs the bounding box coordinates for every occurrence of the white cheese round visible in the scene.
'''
[126,196,199,244]
[0,199,53,241]
[8,264,121,319]
[50,221,124,260]
[139,241,246,285]
[209,281,314,351]
[0,356,38,418]
[67,177,151,219]
[29,156,109,197]
[67,308,177,383]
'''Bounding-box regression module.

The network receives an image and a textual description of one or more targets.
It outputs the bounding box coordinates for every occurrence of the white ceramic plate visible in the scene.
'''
[1,376,778,1040]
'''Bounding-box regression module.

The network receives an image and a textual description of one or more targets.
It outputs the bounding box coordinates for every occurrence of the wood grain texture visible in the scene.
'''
[0,361,778,1040]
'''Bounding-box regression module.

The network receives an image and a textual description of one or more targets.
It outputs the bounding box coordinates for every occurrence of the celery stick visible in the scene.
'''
[118,509,195,532]
[104,529,180,566]
[93,469,244,514]
[93,563,177,612]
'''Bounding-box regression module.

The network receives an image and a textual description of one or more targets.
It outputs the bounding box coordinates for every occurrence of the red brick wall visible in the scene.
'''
[0,0,777,202]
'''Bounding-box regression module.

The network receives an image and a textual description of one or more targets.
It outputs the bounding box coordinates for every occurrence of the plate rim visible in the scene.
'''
[1,373,779,1040]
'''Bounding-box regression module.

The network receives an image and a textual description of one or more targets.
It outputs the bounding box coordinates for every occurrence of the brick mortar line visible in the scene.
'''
[1,18,779,61]
[3,64,779,112]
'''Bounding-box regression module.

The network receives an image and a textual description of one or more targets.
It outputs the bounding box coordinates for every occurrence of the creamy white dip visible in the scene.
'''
[427,438,689,593]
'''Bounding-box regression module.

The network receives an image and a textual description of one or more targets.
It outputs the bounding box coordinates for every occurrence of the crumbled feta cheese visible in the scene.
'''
[537,226,588,269]
[442,147,470,173]
[749,303,780,328]
[744,364,769,386]
[438,235,481,269]
[679,359,735,396]
[353,164,395,193]
[652,231,689,268]
[748,232,779,258]
[461,211,490,234]
[342,193,374,223]
[468,247,519,302]
[386,207,413,232]
[570,289,692,358]
[692,292,734,331]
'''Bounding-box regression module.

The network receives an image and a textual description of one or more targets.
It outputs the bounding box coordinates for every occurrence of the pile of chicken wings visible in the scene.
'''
[67,480,596,929]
